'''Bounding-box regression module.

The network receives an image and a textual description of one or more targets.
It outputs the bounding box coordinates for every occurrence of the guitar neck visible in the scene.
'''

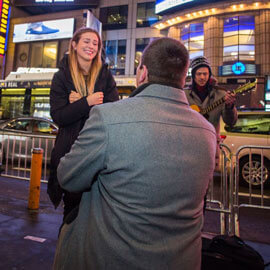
[202,97,225,115]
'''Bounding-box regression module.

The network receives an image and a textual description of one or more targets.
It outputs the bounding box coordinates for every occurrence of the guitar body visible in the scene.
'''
[190,104,209,119]
[190,104,201,113]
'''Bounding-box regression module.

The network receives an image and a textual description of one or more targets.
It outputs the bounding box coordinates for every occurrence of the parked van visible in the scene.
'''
[220,111,270,188]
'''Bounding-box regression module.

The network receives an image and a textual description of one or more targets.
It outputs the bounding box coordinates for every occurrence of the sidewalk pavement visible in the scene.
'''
[0,176,62,270]
[0,175,269,269]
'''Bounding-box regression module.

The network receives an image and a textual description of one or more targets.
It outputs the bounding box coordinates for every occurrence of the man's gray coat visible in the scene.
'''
[54,84,217,270]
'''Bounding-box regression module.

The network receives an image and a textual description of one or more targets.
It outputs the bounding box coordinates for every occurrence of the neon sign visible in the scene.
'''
[232,62,245,75]
[0,0,10,56]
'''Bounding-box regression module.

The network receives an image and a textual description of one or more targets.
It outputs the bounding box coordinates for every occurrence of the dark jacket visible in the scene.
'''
[47,54,119,208]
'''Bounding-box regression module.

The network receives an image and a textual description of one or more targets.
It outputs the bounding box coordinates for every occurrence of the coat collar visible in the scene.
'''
[130,83,189,105]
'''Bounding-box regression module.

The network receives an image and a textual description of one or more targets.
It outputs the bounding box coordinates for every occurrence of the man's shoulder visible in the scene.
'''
[94,98,138,120]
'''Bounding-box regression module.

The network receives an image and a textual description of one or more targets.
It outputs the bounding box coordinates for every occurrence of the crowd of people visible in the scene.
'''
[48,27,238,270]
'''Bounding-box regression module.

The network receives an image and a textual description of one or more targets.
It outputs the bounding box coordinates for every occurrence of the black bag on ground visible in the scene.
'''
[201,235,265,270]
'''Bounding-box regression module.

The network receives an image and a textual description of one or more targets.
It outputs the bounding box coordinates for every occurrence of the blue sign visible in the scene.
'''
[232,62,245,75]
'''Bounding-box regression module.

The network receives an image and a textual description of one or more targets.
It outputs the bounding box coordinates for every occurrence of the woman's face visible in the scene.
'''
[73,32,99,63]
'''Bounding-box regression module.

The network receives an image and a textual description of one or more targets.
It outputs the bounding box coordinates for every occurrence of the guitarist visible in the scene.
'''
[184,56,238,170]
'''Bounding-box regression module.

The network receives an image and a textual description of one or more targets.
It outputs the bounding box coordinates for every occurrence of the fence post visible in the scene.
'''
[28,148,43,210]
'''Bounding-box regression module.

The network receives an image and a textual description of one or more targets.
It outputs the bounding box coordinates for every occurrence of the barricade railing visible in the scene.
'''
[206,143,234,235]
[1,132,269,237]
[0,131,55,182]
[233,145,270,236]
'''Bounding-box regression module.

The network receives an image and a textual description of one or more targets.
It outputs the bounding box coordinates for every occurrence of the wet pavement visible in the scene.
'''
[0,176,62,270]
[0,175,269,269]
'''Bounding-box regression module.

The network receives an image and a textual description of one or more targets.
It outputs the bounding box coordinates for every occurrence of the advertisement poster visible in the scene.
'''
[13,18,74,43]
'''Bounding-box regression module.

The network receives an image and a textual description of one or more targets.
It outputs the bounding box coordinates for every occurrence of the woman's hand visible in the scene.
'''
[86,92,104,106]
[69,91,82,104]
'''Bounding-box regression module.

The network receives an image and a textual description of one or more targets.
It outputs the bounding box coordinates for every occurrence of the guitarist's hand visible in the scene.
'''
[224,92,236,108]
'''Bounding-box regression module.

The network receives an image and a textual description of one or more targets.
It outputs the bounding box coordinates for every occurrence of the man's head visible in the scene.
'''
[136,37,189,89]
[190,56,212,87]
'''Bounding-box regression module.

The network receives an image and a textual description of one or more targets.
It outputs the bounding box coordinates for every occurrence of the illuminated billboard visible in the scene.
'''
[13,18,74,43]
[0,0,11,56]
[155,0,227,15]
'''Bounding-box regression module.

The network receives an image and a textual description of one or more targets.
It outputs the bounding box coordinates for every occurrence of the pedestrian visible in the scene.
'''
[53,37,217,270]
[184,56,238,170]
[47,27,119,220]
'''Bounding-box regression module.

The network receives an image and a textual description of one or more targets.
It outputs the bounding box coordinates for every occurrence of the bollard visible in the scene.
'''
[28,148,43,210]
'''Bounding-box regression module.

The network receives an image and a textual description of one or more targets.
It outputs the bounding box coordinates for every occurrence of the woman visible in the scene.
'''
[47,27,119,219]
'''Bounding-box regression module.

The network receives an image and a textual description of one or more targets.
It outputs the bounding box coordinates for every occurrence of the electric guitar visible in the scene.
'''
[190,80,257,117]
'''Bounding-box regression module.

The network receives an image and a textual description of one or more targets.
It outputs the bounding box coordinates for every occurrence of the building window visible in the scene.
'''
[180,23,204,60]
[137,2,162,28]
[100,5,128,30]
[30,41,58,68]
[223,16,255,63]
[103,40,126,75]
[134,38,157,74]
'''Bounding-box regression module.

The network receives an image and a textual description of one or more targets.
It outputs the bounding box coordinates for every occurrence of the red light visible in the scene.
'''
[220,135,227,141]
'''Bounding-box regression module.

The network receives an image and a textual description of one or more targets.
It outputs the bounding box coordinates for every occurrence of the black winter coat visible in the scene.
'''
[47,54,119,208]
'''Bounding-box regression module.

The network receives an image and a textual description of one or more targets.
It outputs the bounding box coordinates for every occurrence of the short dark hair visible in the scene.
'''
[141,37,189,87]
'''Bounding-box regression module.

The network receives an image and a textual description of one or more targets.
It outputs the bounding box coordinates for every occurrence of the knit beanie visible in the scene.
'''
[190,56,212,79]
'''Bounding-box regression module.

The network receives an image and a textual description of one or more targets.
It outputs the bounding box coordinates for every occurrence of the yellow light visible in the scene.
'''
[254,2,259,7]
[167,20,172,25]
[205,10,209,14]
[211,8,216,13]
[176,17,181,21]
[199,11,203,15]
[232,5,237,9]
[186,13,191,18]
[193,12,197,16]
[172,18,176,23]
[240,4,244,8]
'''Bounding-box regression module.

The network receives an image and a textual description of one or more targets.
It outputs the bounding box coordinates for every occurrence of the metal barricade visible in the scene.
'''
[233,145,270,236]
[206,143,234,235]
[0,132,55,182]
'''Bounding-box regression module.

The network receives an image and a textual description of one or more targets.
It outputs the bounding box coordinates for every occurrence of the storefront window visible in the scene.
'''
[103,40,126,75]
[0,88,51,120]
[43,42,58,68]
[137,2,162,28]
[0,89,26,119]
[31,88,51,119]
[223,16,255,63]
[30,41,58,68]
[100,5,128,30]
[180,23,204,60]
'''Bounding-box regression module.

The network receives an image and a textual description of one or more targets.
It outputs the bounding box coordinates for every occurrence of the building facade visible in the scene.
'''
[0,0,269,119]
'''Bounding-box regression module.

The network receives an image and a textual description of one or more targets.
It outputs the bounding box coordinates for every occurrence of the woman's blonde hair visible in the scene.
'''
[68,27,102,97]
